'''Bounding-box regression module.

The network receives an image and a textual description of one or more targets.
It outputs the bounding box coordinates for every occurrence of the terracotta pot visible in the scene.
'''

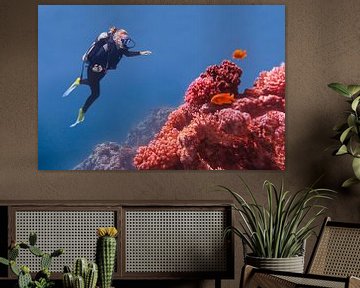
[245,254,305,273]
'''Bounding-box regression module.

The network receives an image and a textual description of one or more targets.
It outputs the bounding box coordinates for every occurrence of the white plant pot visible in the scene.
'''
[245,254,305,273]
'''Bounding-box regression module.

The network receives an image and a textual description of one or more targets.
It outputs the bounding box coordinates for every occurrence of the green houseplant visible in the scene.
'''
[328,83,360,187]
[0,232,63,288]
[222,179,334,272]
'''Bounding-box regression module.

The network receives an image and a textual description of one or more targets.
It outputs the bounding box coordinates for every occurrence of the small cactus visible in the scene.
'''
[21,265,30,274]
[35,268,50,281]
[64,265,72,273]
[74,258,88,280]
[0,232,63,288]
[29,232,37,246]
[63,259,98,288]
[63,272,74,288]
[18,267,32,288]
[41,253,52,270]
[85,263,98,288]
[96,227,118,288]
[74,275,85,288]
[29,245,44,257]
[10,260,20,276]
[51,248,64,258]
[9,246,19,260]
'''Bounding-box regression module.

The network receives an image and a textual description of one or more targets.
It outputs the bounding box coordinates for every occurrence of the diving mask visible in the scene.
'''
[120,36,135,48]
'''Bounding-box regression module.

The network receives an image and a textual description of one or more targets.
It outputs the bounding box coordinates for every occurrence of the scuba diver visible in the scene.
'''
[63,26,152,127]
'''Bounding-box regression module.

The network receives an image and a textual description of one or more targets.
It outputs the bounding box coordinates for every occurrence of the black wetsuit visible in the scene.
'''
[80,34,141,113]
[79,67,106,113]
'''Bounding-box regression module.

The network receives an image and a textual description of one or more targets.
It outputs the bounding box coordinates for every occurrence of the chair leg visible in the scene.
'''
[240,265,255,288]
[215,278,221,288]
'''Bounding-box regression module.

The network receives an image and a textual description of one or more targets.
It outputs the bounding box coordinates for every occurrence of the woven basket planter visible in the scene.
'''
[245,254,305,273]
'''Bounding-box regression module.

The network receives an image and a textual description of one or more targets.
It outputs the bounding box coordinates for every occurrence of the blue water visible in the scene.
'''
[38,5,285,170]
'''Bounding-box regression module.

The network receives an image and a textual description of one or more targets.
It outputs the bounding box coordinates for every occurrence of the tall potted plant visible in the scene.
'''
[222,179,334,273]
[328,83,360,187]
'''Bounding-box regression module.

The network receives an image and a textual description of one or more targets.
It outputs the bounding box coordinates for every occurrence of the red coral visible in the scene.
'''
[177,113,250,170]
[135,127,181,170]
[133,60,286,170]
[184,60,242,106]
[246,111,285,170]
[232,95,285,118]
[245,63,285,98]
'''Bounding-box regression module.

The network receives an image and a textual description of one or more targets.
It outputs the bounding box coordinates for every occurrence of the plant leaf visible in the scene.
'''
[351,96,360,111]
[349,135,360,157]
[336,145,348,155]
[347,114,356,129]
[342,177,360,188]
[340,126,353,143]
[347,85,360,97]
[0,257,9,266]
[238,176,259,206]
[352,157,360,179]
[328,83,350,97]
[10,261,20,276]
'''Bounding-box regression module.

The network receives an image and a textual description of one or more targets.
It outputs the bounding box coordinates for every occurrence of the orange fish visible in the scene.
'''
[232,49,247,60]
[211,93,236,105]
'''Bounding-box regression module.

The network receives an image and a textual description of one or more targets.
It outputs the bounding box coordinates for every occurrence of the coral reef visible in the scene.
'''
[73,143,136,170]
[124,107,174,147]
[73,108,173,170]
[134,60,285,170]
[74,61,285,171]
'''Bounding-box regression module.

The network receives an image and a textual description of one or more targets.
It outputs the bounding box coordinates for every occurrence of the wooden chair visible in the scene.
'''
[241,217,360,288]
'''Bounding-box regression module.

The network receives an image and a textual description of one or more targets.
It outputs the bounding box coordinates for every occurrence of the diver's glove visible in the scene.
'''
[140,50,152,56]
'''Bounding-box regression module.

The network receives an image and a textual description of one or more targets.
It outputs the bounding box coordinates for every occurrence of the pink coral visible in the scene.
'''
[185,60,242,106]
[134,60,286,170]
[245,63,285,98]
[135,127,180,170]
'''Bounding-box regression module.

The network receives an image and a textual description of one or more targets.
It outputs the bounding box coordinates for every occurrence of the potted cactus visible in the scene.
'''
[96,227,118,288]
[62,258,98,288]
[0,232,63,288]
[62,227,118,288]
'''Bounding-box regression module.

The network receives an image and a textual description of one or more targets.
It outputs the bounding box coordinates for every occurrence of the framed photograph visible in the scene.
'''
[38,5,285,170]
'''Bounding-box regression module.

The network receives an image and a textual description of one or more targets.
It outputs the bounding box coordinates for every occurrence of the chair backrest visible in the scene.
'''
[307,217,360,277]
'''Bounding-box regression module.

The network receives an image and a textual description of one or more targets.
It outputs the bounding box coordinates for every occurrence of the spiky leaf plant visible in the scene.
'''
[222,179,335,258]
[328,83,360,187]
